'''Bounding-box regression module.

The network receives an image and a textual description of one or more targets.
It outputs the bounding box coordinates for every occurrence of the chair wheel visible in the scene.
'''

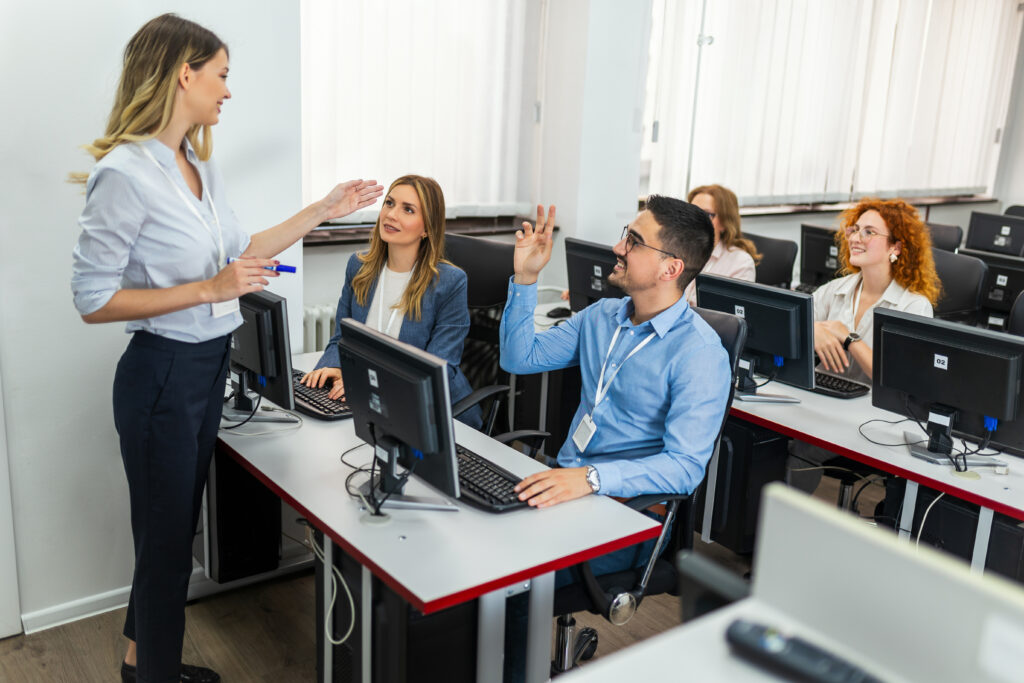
[574,627,598,663]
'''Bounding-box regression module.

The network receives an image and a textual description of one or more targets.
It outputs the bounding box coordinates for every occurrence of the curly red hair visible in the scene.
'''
[835,198,941,306]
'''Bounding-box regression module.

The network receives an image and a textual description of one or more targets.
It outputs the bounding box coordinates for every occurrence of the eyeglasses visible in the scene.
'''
[844,224,892,243]
[620,226,679,259]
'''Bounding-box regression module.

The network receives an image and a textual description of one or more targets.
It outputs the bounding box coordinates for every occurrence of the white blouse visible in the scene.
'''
[685,241,757,306]
[366,265,413,338]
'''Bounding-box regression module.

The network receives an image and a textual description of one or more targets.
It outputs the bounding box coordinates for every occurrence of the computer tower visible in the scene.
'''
[694,416,789,554]
[880,478,1024,584]
[314,530,478,683]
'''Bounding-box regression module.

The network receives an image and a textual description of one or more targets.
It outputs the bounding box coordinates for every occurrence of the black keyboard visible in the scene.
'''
[291,369,352,421]
[793,282,819,294]
[812,371,870,399]
[456,445,528,512]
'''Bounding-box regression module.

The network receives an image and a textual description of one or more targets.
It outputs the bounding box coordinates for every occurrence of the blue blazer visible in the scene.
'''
[315,253,480,427]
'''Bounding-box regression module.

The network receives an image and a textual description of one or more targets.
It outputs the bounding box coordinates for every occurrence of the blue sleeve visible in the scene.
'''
[499,278,582,374]
[423,268,470,385]
[314,254,361,369]
[71,167,146,315]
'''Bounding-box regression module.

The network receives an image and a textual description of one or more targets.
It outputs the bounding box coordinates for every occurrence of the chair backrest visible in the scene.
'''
[926,222,963,252]
[444,233,515,309]
[932,247,988,322]
[1005,205,1024,218]
[691,307,747,438]
[745,232,797,289]
[1009,291,1024,336]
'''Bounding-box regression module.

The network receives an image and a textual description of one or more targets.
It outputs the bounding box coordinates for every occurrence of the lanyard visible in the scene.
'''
[851,277,864,332]
[376,267,401,335]
[137,143,225,269]
[594,326,657,408]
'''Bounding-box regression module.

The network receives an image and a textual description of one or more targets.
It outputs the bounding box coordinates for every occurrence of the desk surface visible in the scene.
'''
[730,385,1024,521]
[217,353,660,614]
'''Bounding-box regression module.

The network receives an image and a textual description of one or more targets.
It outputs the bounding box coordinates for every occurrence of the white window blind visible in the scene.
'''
[300,0,528,221]
[642,0,1024,205]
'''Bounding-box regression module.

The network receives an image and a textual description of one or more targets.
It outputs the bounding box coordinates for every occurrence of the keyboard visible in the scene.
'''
[291,369,352,420]
[456,445,528,512]
[812,371,870,399]
[793,282,819,294]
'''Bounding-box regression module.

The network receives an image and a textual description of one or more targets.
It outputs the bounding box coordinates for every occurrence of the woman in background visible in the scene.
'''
[70,14,381,682]
[684,184,761,306]
[301,174,481,427]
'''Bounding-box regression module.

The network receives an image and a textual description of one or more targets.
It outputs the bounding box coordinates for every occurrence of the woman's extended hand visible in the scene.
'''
[320,180,385,221]
[204,258,280,302]
[302,367,345,401]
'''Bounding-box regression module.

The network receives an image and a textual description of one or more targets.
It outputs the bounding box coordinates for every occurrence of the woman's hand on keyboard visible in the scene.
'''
[813,321,850,374]
[301,367,346,400]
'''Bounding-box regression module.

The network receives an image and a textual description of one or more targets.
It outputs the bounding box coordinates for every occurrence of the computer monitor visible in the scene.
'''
[956,248,1024,328]
[696,274,815,402]
[799,224,840,289]
[565,237,625,312]
[224,290,297,423]
[964,211,1024,256]
[872,308,1024,464]
[338,318,460,513]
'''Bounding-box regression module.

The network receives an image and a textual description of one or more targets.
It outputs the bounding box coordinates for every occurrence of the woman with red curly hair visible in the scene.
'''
[813,198,940,382]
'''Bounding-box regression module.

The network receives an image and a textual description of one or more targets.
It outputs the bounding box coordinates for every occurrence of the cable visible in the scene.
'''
[221,393,263,429]
[302,523,356,646]
[753,370,777,388]
[340,443,370,470]
[857,416,927,447]
[849,474,885,517]
[916,492,945,549]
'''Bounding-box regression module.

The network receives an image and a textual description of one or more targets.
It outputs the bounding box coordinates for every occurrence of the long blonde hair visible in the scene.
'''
[69,14,226,183]
[687,184,762,264]
[351,175,450,321]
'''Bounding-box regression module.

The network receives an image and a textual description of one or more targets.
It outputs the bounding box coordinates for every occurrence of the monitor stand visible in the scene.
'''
[733,366,800,404]
[902,430,1008,469]
[360,438,459,513]
[223,373,300,424]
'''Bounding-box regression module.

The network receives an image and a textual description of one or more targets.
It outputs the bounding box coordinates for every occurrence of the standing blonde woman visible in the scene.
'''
[684,184,761,306]
[70,14,382,682]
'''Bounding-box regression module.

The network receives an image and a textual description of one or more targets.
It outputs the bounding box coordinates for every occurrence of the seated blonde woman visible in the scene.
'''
[684,184,760,306]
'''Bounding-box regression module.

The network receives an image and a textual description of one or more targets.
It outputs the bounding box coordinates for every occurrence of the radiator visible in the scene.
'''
[302,304,336,353]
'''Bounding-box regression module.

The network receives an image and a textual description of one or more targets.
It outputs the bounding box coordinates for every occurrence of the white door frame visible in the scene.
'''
[0,366,23,637]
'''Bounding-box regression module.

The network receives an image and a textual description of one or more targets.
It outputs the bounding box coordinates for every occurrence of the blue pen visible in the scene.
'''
[226,257,297,273]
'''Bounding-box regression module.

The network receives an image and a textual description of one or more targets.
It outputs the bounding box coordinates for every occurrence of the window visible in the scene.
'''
[641,0,1023,205]
[301,0,528,221]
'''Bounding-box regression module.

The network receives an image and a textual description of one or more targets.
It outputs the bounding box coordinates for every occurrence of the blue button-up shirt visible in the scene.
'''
[500,280,730,497]
[71,138,250,343]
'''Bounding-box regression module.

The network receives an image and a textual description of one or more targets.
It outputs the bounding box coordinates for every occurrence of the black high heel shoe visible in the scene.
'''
[121,660,221,682]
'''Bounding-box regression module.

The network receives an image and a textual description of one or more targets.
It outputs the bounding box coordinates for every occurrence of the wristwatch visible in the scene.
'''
[843,332,862,351]
[585,465,601,494]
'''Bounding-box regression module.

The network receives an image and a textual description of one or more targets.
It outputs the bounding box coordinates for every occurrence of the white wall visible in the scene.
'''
[0,0,301,631]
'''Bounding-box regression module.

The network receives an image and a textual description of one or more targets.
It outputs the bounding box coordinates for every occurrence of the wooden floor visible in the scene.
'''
[0,475,884,682]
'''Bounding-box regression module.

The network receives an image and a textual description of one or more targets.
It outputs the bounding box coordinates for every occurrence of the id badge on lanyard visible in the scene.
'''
[137,143,238,318]
[572,326,656,453]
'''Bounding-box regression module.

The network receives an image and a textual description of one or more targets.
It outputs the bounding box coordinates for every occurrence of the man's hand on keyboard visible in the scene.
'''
[301,367,345,401]
[514,467,591,508]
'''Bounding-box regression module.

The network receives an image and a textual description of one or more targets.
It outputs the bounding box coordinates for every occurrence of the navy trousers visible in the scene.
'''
[113,331,230,683]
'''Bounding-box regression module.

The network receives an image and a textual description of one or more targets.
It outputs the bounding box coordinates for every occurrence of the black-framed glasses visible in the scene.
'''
[620,226,679,259]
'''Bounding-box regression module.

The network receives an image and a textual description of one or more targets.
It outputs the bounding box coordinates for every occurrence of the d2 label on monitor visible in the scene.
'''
[934,354,949,370]
[734,305,746,318]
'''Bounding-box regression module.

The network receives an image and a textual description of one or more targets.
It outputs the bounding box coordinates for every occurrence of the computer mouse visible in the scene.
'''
[546,306,572,319]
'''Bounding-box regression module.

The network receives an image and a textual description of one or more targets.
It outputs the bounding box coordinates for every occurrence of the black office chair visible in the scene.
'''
[1007,291,1024,336]
[745,232,797,289]
[926,222,963,252]
[1005,205,1024,218]
[932,247,988,325]
[551,307,747,673]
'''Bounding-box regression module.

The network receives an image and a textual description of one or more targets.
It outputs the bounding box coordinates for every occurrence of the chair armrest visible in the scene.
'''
[451,384,510,418]
[676,550,750,605]
[624,492,692,512]
[492,429,550,459]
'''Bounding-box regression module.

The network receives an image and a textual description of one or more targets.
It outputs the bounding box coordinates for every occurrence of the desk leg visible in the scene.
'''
[971,507,995,574]
[322,541,333,682]
[898,481,919,542]
[476,589,506,683]
[700,440,722,544]
[526,572,554,683]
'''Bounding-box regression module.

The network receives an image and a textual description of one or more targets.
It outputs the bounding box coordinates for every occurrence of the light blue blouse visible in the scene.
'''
[71,138,250,343]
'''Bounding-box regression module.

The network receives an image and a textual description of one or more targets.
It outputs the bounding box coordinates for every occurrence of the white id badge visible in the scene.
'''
[211,298,240,318]
[572,413,598,452]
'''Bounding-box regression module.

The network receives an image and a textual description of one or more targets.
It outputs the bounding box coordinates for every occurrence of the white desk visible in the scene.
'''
[725,386,1024,571]
[218,353,660,683]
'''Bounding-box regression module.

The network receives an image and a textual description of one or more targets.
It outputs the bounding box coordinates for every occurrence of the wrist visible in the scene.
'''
[196,279,214,305]
[514,273,538,286]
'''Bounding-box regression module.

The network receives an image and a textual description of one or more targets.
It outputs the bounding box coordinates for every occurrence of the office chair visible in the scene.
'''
[931,247,988,325]
[1005,205,1024,218]
[551,307,747,673]
[1007,291,1024,336]
[745,232,798,289]
[926,222,963,252]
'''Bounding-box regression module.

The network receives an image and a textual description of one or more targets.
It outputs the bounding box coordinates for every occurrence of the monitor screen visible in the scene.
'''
[965,211,1024,256]
[338,318,460,504]
[229,290,295,414]
[799,224,840,288]
[873,308,1024,458]
[565,237,625,312]
[696,274,815,393]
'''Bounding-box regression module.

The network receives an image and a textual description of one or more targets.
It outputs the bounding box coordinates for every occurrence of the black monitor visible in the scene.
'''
[565,237,625,312]
[225,290,297,423]
[338,318,460,514]
[799,224,840,288]
[965,211,1024,256]
[873,308,1024,465]
[956,248,1024,327]
[696,274,815,402]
